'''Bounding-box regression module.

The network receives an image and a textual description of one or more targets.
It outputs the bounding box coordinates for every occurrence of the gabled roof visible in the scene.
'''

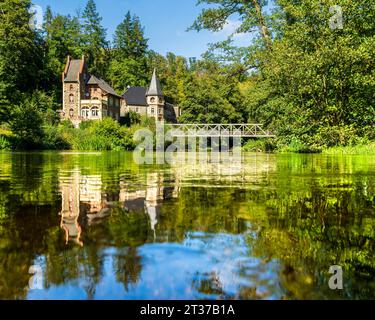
[146,69,163,97]
[64,59,83,82]
[122,86,148,106]
[87,75,122,98]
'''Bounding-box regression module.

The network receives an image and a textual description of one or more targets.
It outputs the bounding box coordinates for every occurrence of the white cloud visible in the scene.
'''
[215,19,247,39]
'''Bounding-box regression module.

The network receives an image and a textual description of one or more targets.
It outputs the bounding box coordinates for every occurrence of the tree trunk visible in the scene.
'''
[243,0,272,48]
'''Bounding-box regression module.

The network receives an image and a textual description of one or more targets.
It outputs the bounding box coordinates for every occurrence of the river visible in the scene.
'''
[0,151,374,299]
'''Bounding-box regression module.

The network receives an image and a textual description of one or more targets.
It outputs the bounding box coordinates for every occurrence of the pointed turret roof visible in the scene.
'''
[146,69,163,97]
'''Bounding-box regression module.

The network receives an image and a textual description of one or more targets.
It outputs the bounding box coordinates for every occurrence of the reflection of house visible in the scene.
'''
[120,172,179,232]
[60,170,83,246]
[59,171,110,245]
[59,170,180,245]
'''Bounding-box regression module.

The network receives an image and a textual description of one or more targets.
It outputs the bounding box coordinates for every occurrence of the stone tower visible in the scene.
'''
[146,69,164,121]
[61,56,88,127]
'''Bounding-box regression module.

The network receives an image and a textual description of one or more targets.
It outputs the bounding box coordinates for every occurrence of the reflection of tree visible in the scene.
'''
[192,271,225,297]
[115,247,142,291]
[0,152,374,299]
[244,168,375,299]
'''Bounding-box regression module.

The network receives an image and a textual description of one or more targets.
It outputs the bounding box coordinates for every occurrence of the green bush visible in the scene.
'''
[0,136,12,150]
[121,111,141,127]
[243,139,276,152]
[42,125,70,150]
[9,102,44,149]
[79,120,95,130]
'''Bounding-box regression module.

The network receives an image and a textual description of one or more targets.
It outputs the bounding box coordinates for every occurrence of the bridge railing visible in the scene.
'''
[165,124,275,138]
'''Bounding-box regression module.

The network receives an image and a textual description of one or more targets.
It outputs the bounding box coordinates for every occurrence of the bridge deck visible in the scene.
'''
[166,124,275,138]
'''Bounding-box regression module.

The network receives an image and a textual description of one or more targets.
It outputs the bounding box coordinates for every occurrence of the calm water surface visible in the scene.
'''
[0,152,374,300]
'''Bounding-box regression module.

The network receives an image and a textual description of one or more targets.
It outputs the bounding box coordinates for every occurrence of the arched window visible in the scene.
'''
[150,97,156,103]
[159,98,163,104]
[69,108,74,118]
[91,107,99,117]
[69,94,74,103]
[81,107,89,118]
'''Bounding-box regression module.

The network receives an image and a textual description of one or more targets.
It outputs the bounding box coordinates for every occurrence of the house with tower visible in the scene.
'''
[61,56,180,127]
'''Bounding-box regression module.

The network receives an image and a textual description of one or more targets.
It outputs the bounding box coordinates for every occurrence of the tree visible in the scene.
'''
[113,11,148,60]
[10,101,44,149]
[239,0,375,150]
[189,0,272,48]
[179,60,244,124]
[82,0,108,76]
[108,12,149,92]
[41,10,84,101]
[0,0,44,122]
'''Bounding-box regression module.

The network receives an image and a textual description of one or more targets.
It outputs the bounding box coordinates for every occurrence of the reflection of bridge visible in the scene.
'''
[167,124,275,138]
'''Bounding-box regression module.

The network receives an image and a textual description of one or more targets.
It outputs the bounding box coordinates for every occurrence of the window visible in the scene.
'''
[92,107,99,117]
[159,98,163,104]
[93,97,99,100]
[150,97,156,103]
[136,107,139,113]
[151,108,154,114]
[70,85,74,91]
[69,108,74,118]
[158,108,163,114]
[81,107,89,118]
[69,94,74,103]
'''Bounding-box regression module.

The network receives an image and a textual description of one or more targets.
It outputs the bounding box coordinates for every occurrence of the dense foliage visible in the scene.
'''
[0,0,374,151]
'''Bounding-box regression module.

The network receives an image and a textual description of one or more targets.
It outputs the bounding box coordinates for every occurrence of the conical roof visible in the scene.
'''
[146,69,163,96]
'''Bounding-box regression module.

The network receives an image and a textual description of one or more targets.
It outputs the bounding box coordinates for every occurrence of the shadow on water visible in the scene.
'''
[0,151,374,299]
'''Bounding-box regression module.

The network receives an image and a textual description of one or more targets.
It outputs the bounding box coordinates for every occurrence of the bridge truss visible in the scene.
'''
[167,124,275,138]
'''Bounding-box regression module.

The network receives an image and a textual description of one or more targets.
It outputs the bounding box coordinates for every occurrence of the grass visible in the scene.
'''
[323,142,375,155]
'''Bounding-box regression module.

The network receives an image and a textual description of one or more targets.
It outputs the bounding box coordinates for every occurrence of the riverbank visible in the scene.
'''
[322,142,375,155]
[242,138,375,155]
[1,120,374,154]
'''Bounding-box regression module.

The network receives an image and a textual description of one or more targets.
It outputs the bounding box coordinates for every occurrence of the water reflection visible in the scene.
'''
[0,152,373,300]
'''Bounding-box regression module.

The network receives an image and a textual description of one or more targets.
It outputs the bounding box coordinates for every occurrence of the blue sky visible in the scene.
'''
[33,0,255,58]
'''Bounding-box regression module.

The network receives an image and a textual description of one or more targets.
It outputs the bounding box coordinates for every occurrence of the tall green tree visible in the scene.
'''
[82,0,108,77]
[245,0,375,149]
[43,11,83,99]
[113,11,148,60]
[0,0,44,123]
[190,0,272,48]
[108,11,149,92]
[179,60,244,123]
